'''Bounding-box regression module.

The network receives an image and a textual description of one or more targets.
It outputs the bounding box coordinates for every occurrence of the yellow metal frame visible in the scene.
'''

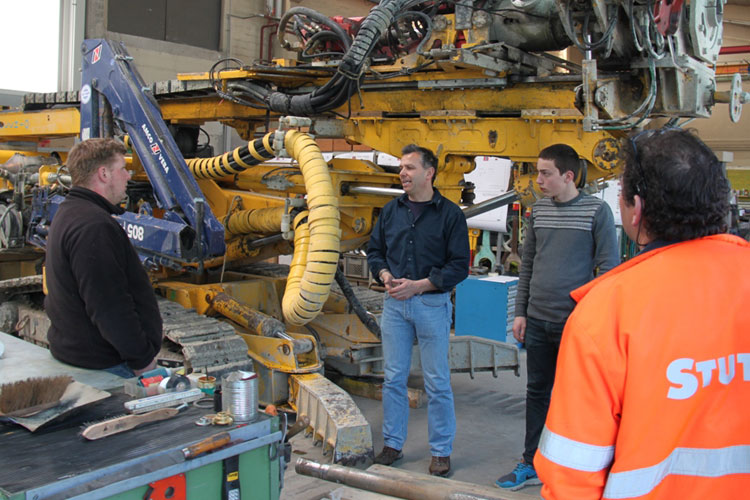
[0,65,625,209]
[728,168,750,201]
[240,332,322,373]
[0,108,80,141]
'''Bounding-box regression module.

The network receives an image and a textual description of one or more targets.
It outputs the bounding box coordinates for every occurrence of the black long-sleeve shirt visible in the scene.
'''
[45,187,162,370]
[367,189,470,291]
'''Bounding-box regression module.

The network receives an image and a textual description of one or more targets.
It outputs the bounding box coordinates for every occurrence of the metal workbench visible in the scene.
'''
[0,333,284,500]
[0,332,124,390]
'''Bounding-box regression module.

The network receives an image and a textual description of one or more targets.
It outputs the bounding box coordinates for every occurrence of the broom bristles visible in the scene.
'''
[0,375,73,416]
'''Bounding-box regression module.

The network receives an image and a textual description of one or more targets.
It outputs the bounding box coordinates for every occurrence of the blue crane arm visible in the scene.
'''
[78,39,225,261]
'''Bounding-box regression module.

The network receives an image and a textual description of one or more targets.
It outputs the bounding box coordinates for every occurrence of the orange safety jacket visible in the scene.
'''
[535,234,750,499]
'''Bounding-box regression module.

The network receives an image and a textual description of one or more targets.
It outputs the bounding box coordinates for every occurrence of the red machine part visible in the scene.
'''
[653,0,685,36]
[142,473,186,500]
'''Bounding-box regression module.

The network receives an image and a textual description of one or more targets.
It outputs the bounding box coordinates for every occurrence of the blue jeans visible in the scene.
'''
[103,362,136,378]
[381,291,455,457]
[523,316,565,464]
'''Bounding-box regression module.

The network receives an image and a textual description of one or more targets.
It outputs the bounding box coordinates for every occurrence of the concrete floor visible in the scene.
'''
[281,350,543,499]
[1,322,542,498]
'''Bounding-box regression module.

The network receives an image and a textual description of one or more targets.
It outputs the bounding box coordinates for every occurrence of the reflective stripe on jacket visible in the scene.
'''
[535,234,750,499]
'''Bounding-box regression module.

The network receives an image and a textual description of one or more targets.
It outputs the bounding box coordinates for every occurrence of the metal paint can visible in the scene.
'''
[221,371,258,422]
[197,375,216,395]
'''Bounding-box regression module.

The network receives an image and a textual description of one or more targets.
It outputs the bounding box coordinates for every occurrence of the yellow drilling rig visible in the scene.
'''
[0,0,744,463]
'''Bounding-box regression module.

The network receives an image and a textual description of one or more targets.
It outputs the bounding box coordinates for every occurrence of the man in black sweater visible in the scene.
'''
[45,138,162,377]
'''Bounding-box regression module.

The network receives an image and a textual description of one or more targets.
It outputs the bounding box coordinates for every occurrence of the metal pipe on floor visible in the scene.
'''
[295,458,510,500]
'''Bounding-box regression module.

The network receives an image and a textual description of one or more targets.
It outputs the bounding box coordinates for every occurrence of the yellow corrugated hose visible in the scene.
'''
[280,131,340,325]
[189,130,340,325]
[284,210,310,320]
[224,207,285,236]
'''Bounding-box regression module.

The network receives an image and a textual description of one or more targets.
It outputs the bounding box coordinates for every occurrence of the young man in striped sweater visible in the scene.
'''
[496,144,619,490]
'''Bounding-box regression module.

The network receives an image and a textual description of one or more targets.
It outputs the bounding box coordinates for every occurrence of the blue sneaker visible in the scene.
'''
[495,462,542,490]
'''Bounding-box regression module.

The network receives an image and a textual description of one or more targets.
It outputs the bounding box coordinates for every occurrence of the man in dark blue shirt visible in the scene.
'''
[367,144,470,477]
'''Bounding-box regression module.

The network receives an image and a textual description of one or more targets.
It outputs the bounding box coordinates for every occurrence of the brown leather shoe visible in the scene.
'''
[374,446,403,465]
[429,455,451,476]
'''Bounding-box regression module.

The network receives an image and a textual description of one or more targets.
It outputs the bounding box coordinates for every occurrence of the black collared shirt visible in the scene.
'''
[367,189,470,291]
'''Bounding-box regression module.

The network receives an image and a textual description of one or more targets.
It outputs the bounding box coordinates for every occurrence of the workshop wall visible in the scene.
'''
[84,0,372,82]
[82,0,371,150]
[696,3,750,168]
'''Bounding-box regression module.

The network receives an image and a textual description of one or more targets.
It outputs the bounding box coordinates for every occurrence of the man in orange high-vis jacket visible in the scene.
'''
[535,127,750,499]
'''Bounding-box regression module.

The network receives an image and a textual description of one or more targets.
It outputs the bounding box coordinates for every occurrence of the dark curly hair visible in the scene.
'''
[622,128,729,242]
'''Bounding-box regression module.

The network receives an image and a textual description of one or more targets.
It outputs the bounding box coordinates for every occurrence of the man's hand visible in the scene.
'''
[512,316,527,343]
[133,358,158,377]
[389,277,436,300]
[380,270,394,292]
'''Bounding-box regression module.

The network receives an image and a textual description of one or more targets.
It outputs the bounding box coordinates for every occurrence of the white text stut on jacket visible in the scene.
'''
[666,353,750,400]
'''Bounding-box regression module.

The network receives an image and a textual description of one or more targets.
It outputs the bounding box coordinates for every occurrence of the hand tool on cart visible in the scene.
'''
[182,432,232,459]
[82,407,181,440]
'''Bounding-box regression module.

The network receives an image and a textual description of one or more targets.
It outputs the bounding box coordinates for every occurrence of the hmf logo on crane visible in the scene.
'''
[141,124,170,174]
[92,45,102,64]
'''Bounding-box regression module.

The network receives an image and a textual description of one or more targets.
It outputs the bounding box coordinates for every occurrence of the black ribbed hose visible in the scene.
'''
[334,268,381,338]
[267,0,412,115]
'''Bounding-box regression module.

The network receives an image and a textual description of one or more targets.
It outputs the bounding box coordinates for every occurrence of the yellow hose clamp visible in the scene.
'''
[232,148,252,169]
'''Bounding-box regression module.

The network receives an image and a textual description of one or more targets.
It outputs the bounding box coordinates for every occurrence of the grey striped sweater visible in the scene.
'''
[515,192,619,324]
